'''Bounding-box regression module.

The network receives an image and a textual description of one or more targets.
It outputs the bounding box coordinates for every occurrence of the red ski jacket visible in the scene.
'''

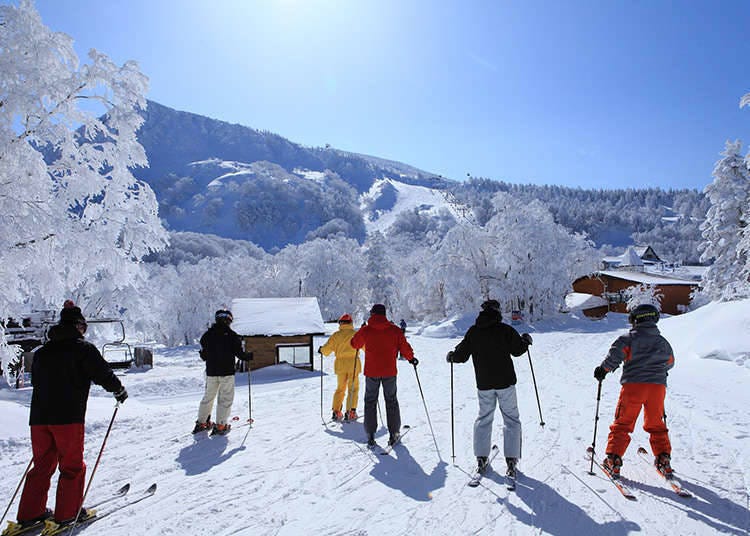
[350,314,415,377]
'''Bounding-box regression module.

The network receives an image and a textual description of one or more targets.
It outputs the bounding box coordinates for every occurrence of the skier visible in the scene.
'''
[446,299,532,480]
[6,301,127,534]
[594,303,675,479]
[193,309,252,436]
[319,314,362,421]
[399,319,407,334]
[350,304,418,446]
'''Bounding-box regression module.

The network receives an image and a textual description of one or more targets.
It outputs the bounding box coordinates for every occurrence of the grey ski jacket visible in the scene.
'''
[600,321,675,385]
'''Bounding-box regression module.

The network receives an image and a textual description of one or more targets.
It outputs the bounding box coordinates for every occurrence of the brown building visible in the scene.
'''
[230,297,325,371]
[573,270,699,316]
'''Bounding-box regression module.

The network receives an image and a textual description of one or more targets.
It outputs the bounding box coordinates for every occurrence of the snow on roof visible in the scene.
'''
[599,270,699,286]
[620,246,644,266]
[231,297,325,336]
[565,292,608,310]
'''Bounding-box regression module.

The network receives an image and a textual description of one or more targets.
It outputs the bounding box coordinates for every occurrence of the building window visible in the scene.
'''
[276,344,311,368]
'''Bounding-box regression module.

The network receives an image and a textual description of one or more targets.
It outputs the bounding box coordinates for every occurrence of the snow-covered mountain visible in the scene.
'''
[1,301,747,535]
[134,101,451,250]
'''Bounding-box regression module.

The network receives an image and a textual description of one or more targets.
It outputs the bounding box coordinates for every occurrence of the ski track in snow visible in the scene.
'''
[1,313,749,536]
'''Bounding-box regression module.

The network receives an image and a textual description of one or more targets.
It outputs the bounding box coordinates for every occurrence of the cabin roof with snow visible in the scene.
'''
[231,297,325,337]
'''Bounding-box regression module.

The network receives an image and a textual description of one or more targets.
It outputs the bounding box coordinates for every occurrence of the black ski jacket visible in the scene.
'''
[451,310,529,390]
[200,323,245,376]
[30,323,123,425]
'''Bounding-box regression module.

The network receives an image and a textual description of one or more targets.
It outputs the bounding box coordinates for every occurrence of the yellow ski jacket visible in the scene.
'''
[320,323,362,375]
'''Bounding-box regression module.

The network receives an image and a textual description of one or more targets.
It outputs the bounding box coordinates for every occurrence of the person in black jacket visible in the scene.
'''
[12,301,127,530]
[193,309,251,435]
[447,299,532,479]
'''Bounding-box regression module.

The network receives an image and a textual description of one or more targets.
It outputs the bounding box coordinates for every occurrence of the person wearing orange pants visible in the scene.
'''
[594,303,675,479]
[319,314,361,421]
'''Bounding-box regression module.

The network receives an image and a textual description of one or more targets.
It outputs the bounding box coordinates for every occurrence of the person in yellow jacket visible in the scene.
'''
[319,314,362,421]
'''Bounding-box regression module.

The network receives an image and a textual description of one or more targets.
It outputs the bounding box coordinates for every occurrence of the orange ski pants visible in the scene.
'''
[605,382,671,458]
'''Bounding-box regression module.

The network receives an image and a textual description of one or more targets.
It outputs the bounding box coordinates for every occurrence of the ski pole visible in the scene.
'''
[345,352,359,417]
[0,457,33,527]
[68,402,120,535]
[450,357,455,465]
[412,362,442,460]
[319,350,326,426]
[588,380,603,475]
[526,349,545,427]
[247,364,253,424]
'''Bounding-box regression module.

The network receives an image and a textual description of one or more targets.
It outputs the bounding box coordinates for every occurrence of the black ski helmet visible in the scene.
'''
[215,309,233,324]
[628,304,659,324]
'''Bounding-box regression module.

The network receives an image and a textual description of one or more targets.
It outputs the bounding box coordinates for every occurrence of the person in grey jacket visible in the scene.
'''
[594,303,675,479]
[447,299,532,479]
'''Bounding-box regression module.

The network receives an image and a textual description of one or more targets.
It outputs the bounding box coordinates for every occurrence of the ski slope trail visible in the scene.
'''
[1,307,748,535]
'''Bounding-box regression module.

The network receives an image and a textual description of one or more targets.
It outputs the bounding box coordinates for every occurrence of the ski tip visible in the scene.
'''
[146,483,157,494]
[118,483,130,494]
[637,446,648,454]
[491,444,499,451]
[403,425,411,429]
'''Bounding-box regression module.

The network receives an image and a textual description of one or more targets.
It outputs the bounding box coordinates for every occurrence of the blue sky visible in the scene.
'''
[29,0,750,190]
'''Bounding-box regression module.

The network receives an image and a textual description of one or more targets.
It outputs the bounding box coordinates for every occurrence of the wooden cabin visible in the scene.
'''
[231,297,325,371]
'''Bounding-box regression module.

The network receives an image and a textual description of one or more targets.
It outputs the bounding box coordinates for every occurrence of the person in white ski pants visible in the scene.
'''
[447,299,532,477]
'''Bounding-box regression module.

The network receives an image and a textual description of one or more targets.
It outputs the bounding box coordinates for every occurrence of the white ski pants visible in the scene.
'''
[197,374,235,425]
[473,386,522,459]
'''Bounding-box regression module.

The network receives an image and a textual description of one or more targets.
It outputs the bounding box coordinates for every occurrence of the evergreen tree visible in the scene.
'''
[699,141,750,300]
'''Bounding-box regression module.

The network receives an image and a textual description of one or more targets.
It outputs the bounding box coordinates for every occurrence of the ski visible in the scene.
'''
[39,484,156,535]
[379,425,412,455]
[1,483,130,536]
[89,482,131,509]
[585,447,637,500]
[468,445,501,487]
[636,447,692,498]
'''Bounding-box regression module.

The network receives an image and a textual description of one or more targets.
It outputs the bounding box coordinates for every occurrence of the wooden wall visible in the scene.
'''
[241,334,314,370]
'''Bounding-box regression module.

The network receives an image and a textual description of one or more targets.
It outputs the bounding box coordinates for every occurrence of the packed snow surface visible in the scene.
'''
[1,301,749,535]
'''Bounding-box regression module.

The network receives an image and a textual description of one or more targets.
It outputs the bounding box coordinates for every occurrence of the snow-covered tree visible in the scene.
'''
[698,140,750,300]
[0,1,168,374]
[0,1,167,312]
[625,284,663,312]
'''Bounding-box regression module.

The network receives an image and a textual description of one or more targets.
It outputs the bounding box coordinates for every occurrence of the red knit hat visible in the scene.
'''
[338,313,352,323]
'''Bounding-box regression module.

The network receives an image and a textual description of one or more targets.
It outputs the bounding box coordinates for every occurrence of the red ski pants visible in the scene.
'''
[17,424,86,523]
[605,383,671,458]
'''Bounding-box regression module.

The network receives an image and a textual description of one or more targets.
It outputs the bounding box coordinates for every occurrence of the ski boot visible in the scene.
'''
[332,410,344,422]
[655,452,673,479]
[211,423,231,436]
[2,509,52,536]
[602,453,623,479]
[192,416,212,434]
[366,434,376,448]
[40,509,96,536]
[388,432,401,446]
[505,457,518,479]
[345,409,358,421]
[476,456,489,474]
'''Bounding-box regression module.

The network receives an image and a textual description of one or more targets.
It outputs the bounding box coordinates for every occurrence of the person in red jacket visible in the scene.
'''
[9,301,127,533]
[350,303,418,447]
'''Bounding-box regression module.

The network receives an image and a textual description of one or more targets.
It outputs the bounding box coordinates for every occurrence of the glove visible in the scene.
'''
[317,346,323,354]
[593,366,608,381]
[446,351,455,363]
[410,357,419,367]
[114,387,128,404]
[199,349,206,361]
[521,333,533,346]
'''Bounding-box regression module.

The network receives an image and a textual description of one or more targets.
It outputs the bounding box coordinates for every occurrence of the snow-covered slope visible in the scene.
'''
[1,302,748,535]
[360,178,465,234]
